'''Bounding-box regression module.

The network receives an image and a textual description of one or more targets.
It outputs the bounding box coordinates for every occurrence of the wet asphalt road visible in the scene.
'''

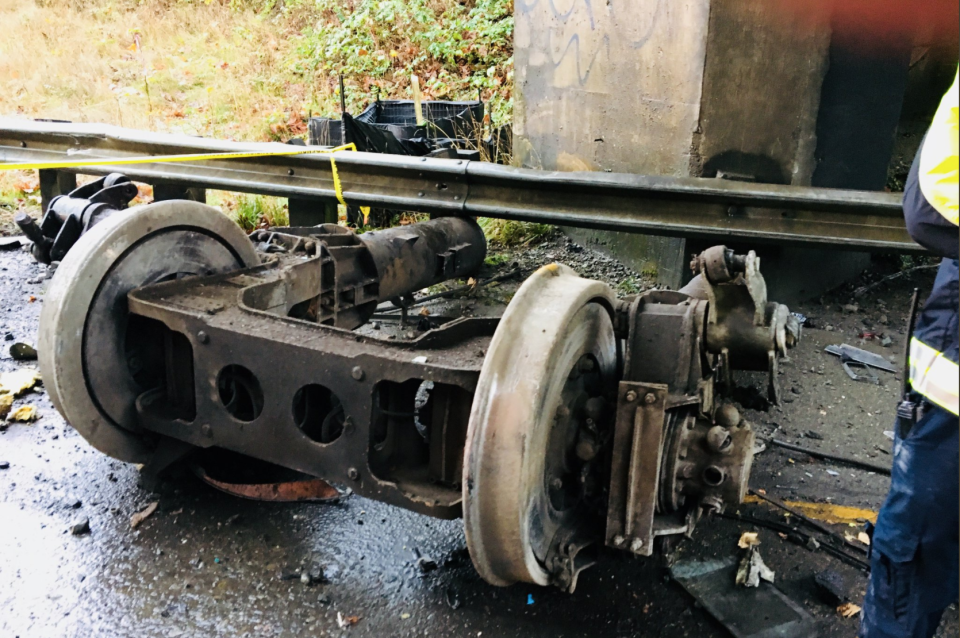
[1,244,957,638]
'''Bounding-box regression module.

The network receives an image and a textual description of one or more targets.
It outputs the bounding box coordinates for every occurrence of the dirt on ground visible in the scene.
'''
[0,236,956,638]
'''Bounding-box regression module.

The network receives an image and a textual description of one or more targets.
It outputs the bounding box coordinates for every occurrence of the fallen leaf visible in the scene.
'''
[857,531,871,546]
[337,612,360,628]
[418,307,430,317]
[0,394,13,419]
[838,602,861,618]
[738,531,760,548]
[130,501,159,528]
[0,368,41,397]
[8,405,38,422]
[467,277,477,287]
[28,296,36,303]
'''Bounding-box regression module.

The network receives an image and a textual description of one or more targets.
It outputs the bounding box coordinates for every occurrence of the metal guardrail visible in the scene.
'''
[0,118,918,252]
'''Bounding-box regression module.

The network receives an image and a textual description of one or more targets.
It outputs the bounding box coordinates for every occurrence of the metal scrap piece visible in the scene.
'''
[824,344,896,373]
[670,558,817,638]
[192,465,343,503]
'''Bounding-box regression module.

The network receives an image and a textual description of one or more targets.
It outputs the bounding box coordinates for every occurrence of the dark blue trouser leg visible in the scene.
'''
[860,404,959,638]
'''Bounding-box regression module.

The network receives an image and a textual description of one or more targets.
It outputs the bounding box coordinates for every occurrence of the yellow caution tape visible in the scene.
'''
[0,142,371,220]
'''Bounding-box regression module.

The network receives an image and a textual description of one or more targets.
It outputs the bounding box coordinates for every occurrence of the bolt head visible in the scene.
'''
[201,423,213,438]
[550,477,563,490]
[644,392,657,404]
[351,366,365,381]
[347,467,360,481]
[624,391,638,403]
[197,330,209,344]
[613,535,626,547]
[630,538,644,552]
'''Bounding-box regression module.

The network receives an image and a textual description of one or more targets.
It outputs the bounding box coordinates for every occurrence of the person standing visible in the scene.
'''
[860,70,959,638]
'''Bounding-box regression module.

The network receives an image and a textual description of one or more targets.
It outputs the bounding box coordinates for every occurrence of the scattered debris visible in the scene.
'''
[883,430,895,441]
[881,336,893,347]
[842,303,859,314]
[0,237,23,250]
[769,439,891,475]
[0,461,9,470]
[814,569,846,605]
[336,612,360,628]
[9,342,37,361]
[857,531,871,546]
[527,594,535,605]
[670,558,816,638]
[8,405,38,422]
[192,464,342,502]
[736,547,775,588]
[748,490,871,558]
[838,602,862,618]
[130,501,159,528]
[737,532,760,548]
[300,566,327,586]
[414,548,438,573]
[825,344,897,374]
[0,368,41,397]
[444,587,461,610]
[71,518,91,536]
[0,393,12,420]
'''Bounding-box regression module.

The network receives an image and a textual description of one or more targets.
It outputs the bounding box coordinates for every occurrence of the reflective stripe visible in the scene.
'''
[918,69,959,226]
[910,337,960,416]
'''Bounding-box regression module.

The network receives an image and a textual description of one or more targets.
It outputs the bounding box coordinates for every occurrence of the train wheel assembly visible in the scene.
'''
[463,264,619,592]
[38,200,259,462]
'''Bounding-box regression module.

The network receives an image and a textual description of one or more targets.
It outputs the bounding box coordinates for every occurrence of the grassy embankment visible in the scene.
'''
[0,0,546,244]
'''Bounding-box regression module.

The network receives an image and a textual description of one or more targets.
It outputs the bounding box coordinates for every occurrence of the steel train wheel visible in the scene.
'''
[38,200,259,463]
[463,263,619,590]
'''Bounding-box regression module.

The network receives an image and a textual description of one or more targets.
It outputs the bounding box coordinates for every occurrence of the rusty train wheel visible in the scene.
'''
[38,201,259,462]
[463,263,619,591]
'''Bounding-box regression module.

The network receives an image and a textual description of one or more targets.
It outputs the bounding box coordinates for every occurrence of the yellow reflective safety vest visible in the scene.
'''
[903,70,959,416]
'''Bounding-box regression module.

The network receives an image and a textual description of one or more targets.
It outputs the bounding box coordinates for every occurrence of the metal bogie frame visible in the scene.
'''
[129,262,492,518]
[9,116,820,591]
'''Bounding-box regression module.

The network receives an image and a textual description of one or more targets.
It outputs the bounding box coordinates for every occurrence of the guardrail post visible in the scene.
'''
[289,198,338,226]
[153,184,206,203]
[39,169,76,213]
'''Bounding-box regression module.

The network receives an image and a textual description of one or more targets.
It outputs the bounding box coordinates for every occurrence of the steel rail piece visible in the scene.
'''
[0,118,919,252]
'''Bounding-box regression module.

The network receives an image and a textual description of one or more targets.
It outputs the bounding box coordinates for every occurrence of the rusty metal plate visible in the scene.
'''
[193,464,342,503]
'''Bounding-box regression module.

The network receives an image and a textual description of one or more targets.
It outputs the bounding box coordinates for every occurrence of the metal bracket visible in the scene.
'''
[605,380,669,557]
